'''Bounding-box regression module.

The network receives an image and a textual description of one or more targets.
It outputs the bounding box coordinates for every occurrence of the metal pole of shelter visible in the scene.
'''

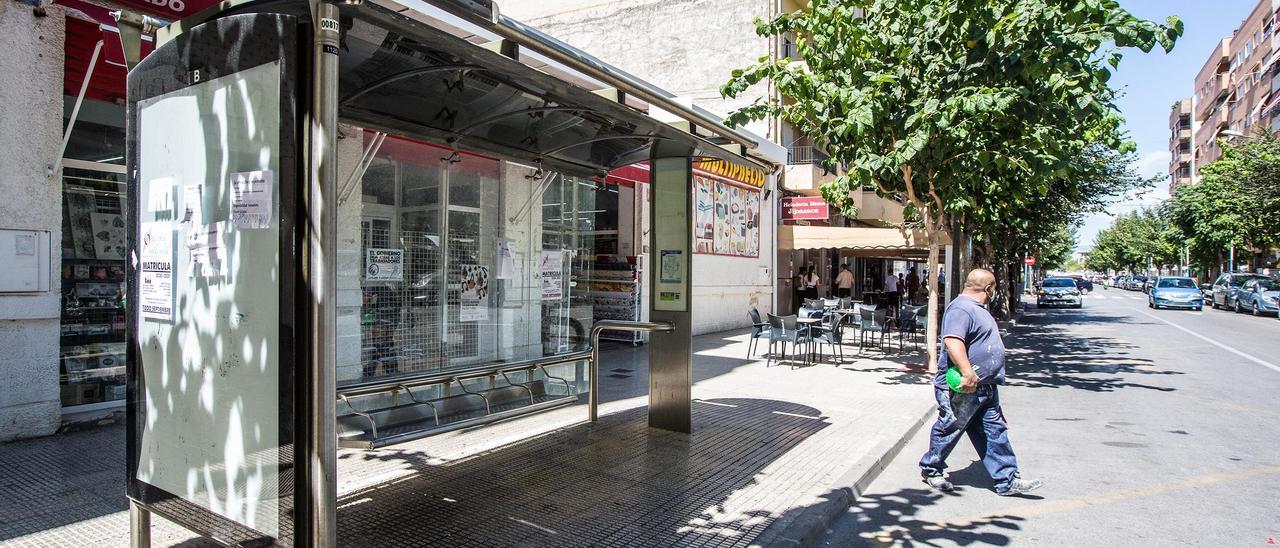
[306,2,341,545]
[646,156,694,434]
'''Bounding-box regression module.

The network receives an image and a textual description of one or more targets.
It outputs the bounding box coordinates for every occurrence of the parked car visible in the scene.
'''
[1234,277,1280,316]
[1113,275,1129,289]
[1037,277,1083,308]
[1210,273,1271,310]
[1126,275,1148,291]
[1148,276,1204,310]
[1200,282,1214,301]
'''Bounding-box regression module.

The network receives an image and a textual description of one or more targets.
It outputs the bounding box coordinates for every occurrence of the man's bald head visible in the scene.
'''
[964,269,996,291]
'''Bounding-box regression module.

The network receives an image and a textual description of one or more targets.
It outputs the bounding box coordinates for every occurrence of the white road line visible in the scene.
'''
[1136,309,1280,373]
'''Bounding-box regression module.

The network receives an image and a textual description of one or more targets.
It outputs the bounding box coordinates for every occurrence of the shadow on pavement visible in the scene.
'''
[1004,307,1181,393]
[809,482,1022,547]
[335,397,831,547]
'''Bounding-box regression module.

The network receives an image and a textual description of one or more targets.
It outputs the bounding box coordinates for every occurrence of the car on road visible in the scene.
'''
[1071,277,1094,294]
[1233,277,1280,316]
[1210,272,1272,310]
[1148,276,1204,310]
[1037,277,1082,308]
[1126,275,1148,291]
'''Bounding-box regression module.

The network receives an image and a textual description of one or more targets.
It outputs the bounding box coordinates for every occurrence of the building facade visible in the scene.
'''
[1192,0,1280,178]
[1168,98,1193,192]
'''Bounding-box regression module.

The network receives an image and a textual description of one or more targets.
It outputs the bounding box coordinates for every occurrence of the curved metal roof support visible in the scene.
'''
[537,134,677,162]
[450,106,587,137]
[341,64,485,104]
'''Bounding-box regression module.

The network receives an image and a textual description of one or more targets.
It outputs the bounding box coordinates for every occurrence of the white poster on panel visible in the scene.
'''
[135,60,282,537]
[540,250,564,301]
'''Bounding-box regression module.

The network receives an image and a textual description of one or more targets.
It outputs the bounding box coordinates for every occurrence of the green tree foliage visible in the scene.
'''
[1036,226,1077,271]
[722,0,1179,368]
[1087,208,1180,274]
[1165,133,1280,273]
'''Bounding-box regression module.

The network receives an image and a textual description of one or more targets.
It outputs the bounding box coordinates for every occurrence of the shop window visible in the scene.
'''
[336,133,599,388]
[59,98,128,409]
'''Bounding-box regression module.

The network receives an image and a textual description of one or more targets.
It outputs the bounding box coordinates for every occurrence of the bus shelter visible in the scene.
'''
[122,0,779,545]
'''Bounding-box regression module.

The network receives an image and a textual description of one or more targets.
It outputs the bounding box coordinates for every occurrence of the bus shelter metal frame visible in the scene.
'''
[124,1,781,546]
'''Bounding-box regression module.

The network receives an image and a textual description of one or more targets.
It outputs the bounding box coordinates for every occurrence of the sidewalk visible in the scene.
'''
[0,329,937,547]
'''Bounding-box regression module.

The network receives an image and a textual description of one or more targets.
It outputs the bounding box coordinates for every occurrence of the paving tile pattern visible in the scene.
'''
[0,329,936,547]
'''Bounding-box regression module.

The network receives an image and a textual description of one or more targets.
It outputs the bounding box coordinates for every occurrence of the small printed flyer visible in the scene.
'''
[540,250,564,301]
[459,264,490,322]
[139,222,174,321]
[229,170,274,229]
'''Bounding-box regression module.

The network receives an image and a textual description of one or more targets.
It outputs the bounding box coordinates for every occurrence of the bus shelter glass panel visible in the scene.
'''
[335,132,597,391]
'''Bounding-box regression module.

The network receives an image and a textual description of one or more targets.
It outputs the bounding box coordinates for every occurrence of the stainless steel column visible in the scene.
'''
[646,157,694,434]
[129,501,150,548]
[306,2,340,546]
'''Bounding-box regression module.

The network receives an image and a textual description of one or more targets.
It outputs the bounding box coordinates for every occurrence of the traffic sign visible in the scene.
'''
[1024,256,1036,266]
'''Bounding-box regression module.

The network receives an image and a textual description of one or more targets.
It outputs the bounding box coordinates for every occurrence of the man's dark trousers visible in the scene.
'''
[919,384,1019,491]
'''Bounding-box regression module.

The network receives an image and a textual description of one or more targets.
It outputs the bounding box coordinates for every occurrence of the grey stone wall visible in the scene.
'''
[0,1,67,441]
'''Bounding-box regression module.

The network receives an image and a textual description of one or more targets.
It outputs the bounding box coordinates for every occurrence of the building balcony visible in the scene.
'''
[853,191,905,226]
[1196,74,1230,121]
[782,147,837,195]
[1194,106,1229,145]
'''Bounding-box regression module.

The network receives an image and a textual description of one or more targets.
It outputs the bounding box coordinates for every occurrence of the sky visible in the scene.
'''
[1076,0,1263,251]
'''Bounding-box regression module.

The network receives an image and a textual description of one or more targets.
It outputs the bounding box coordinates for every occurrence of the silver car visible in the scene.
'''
[1210,273,1271,310]
[1234,277,1280,316]
[1037,277,1082,308]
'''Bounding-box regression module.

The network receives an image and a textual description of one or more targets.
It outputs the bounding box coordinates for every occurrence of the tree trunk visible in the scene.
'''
[925,236,941,373]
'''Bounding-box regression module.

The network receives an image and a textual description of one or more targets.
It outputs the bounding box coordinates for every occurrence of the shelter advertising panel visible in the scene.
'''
[127,13,300,545]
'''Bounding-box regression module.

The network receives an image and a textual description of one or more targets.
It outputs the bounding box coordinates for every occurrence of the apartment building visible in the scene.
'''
[1168,98,1194,192]
[1191,0,1280,178]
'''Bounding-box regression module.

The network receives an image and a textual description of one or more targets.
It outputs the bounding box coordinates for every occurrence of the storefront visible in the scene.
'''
[777,224,952,312]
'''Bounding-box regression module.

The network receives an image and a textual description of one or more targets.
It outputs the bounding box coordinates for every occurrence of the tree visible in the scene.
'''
[1167,132,1280,274]
[722,0,1179,370]
[1036,226,1077,271]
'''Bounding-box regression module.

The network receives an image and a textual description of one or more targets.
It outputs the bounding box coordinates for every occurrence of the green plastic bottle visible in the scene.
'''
[945,367,964,393]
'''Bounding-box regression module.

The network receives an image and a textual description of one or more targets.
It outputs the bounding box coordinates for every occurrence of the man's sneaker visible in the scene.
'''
[923,475,954,492]
[996,477,1043,496]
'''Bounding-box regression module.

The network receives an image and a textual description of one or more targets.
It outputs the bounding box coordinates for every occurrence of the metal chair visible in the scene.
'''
[747,308,770,358]
[858,308,892,351]
[897,306,920,350]
[810,312,846,364]
[767,313,810,367]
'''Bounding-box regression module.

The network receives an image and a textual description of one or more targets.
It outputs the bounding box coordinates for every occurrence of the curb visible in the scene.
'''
[751,402,936,548]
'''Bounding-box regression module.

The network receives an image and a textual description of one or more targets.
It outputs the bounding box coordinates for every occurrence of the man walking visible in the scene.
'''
[920,268,1042,496]
[834,264,854,298]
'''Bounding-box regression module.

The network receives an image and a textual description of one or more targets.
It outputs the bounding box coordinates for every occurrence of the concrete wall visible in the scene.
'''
[0,1,66,441]
[502,0,773,136]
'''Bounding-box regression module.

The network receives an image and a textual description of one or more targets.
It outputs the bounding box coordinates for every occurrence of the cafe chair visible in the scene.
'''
[767,313,810,367]
[747,308,770,358]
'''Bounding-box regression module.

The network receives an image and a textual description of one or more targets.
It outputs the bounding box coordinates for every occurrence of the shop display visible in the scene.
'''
[694,175,760,257]
[586,255,643,344]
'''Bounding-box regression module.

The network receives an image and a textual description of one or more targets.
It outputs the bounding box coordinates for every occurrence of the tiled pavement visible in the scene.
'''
[0,329,937,547]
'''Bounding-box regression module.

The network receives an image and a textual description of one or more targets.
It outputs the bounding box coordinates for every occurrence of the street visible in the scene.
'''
[820,291,1280,547]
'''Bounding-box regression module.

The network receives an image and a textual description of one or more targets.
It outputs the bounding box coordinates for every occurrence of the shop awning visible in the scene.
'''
[779,225,950,252]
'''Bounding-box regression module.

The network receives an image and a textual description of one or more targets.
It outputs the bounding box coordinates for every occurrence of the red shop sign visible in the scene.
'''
[109,0,222,22]
[781,196,829,221]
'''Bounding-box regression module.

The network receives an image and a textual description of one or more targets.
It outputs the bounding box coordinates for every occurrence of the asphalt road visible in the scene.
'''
[819,288,1280,547]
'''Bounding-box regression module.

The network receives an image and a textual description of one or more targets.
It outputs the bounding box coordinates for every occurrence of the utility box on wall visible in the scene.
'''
[0,229,51,293]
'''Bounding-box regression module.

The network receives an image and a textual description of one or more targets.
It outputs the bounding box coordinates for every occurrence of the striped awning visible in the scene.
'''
[779,224,950,251]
